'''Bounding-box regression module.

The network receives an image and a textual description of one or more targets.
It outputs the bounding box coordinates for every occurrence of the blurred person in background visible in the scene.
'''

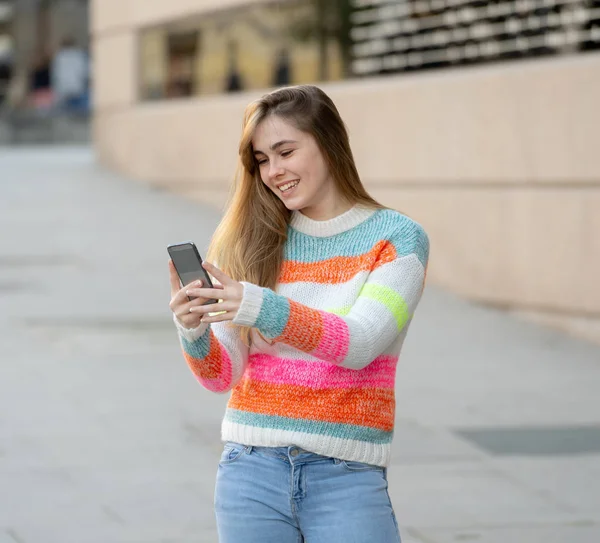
[29,52,53,112]
[225,40,244,92]
[51,37,89,112]
[0,51,13,107]
[168,85,429,542]
[272,47,292,87]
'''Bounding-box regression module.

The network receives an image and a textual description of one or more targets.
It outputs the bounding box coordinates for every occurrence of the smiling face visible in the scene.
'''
[252,115,348,220]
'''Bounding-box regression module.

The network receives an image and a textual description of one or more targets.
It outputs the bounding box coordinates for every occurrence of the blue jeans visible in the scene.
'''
[214,442,401,543]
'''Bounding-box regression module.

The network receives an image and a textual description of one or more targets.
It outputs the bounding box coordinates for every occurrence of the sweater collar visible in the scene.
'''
[289,204,377,237]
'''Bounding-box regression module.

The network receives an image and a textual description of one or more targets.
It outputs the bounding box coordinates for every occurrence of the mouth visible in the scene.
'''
[277,180,300,193]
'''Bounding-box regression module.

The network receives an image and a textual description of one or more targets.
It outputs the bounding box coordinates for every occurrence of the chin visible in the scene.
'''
[280,198,304,211]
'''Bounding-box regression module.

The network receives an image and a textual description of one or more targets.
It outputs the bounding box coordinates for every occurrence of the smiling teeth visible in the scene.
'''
[280,181,299,192]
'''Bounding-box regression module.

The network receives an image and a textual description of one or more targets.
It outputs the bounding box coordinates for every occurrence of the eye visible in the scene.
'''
[281,150,293,157]
[256,158,268,166]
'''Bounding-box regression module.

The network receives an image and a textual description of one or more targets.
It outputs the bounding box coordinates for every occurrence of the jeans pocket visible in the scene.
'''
[219,442,248,465]
[341,459,384,472]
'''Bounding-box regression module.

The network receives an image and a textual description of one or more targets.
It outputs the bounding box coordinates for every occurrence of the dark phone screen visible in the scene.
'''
[170,245,212,287]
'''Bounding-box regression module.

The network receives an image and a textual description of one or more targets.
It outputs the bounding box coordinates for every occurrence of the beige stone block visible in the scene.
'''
[327,55,600,184]
[93,32,137,110]
[513,56,600,181]
[127,95,257,181]
[94,109,138,177]
[332,69,529,183]
[92,0,133,35]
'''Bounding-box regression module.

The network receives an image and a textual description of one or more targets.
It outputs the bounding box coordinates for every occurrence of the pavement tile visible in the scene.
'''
[416,523,600,543]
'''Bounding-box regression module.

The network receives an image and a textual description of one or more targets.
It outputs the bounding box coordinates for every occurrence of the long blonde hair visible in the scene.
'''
[207,85,384,344]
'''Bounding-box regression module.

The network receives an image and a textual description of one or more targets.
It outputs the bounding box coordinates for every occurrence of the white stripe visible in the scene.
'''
[276,270,369,310]
[233,282,265,327]
[365,254,425,311]
[173,313,208,342]
[344,302,399,369]
[222,420,392,467]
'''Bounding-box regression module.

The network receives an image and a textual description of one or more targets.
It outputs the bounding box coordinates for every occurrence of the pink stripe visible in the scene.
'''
[312,311,350,364]
[246,353,398,389]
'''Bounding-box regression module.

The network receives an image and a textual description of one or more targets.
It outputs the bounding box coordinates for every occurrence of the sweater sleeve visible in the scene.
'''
[174,315,249,394]
[232,224,429,370]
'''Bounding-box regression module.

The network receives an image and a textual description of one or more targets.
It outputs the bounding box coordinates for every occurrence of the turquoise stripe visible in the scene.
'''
[286,210,429,268]
[181,327,211,359]
[255,289,290,339]
[225,409,393,444]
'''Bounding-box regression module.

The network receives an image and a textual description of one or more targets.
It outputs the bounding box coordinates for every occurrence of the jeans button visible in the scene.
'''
[290,448,299,457]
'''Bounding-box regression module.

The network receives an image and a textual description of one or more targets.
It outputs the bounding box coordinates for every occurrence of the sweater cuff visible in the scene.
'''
[232,282,265,327]
[173,313,209,342]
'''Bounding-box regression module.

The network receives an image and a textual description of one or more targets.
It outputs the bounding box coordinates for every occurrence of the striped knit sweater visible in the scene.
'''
[175,205,429,467]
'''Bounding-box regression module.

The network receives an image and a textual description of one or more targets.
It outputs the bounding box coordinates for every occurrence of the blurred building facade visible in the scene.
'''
[93,0,600,344]
[0,1,90,144]
[1,0,89,106]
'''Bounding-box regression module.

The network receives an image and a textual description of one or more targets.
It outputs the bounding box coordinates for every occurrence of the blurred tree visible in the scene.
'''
[289,0,354,80]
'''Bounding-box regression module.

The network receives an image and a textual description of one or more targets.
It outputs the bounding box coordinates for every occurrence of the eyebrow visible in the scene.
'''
[253,139,298,155]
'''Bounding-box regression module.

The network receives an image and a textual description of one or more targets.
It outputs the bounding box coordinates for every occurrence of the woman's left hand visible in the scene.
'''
[187,262,244,324]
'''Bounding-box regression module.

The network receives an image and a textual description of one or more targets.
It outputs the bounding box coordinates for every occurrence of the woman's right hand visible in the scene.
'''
[168,260,223,329]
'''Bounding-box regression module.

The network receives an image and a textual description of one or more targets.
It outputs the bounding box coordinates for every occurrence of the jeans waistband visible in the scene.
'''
[228,442,333,464]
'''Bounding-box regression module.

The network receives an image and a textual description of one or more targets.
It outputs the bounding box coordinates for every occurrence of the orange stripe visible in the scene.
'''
[229,379,395,431]
[182,333,222,380]
[278,301,323,350]
[279,240,397,284]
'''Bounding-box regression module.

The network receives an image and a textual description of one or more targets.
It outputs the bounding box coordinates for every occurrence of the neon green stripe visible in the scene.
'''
[326,306,352,316]
[359,284,410,330]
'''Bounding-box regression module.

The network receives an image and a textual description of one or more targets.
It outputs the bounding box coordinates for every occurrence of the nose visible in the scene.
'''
[268,159,284,181]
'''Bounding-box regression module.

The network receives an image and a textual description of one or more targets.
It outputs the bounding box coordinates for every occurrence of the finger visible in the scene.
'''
[185,283,224,297]
[180,279,204,301]
[170,284,202,316]
[169,260,181,296]
[177,293,221,314]
[202,262,234,286]
[190,301,236,315]
[176,277,215,304]
[185,287,228,300]
[200,311,235,324]
[176,298,206,319]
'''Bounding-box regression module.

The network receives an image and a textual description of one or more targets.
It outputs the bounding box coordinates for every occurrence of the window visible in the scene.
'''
[139,0,344,100]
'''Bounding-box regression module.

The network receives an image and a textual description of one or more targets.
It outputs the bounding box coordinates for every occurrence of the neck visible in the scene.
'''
[298,199,354,222]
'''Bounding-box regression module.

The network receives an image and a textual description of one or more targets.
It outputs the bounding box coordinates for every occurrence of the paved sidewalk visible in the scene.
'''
[1,147,599,543]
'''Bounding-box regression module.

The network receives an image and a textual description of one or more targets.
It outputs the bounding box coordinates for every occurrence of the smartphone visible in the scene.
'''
[167,241,218,305]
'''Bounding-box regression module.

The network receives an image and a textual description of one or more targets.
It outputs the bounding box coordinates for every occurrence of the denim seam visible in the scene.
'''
[289,464,302,528]
[383,469,402,543]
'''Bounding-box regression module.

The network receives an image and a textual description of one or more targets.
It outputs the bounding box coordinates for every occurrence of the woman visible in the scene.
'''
[169,85,429,542]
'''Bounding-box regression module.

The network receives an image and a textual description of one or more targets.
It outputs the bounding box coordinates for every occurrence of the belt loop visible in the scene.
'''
[244,445,253,454]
